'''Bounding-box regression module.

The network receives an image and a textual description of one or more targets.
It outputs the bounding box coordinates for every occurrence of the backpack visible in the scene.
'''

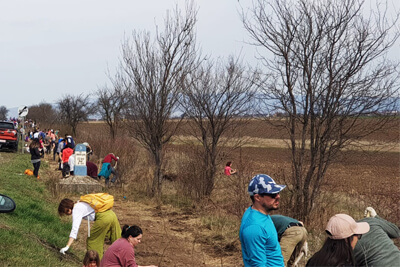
[79,193,114,213]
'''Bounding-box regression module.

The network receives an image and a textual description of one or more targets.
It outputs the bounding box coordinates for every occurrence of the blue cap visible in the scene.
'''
[248,174,286,196]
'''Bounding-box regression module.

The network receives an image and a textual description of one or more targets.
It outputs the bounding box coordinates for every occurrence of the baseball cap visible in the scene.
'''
[326,214,370,239]
[248,174,286,196]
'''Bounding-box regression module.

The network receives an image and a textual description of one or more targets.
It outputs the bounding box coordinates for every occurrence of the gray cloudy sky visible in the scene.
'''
[1,0,255,111]
[1,0,399,114]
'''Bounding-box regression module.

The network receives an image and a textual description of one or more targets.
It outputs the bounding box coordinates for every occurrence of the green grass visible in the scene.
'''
[0,151,84,266]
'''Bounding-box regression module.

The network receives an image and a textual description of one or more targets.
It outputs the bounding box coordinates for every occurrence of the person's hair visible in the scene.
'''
[306,236,356,266]
[29,138,40,149]
[121,225,142,239]
[58,198,74,216]
[226,161,232,166]
[83,250,100,267]
[65,143,73,149]
[250,195,255,203]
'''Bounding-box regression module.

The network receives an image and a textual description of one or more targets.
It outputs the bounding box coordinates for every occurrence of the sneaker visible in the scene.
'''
[37,176,40,179]
[64,174,70,178]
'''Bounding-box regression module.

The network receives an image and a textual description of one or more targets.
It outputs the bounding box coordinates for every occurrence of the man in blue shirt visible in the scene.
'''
[239,174,286,267]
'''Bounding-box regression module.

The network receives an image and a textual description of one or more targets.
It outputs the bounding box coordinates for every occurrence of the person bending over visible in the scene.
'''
[58,198,121,259]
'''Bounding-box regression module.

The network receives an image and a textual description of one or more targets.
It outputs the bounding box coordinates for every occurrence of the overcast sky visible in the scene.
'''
[1,0,399,115]
[1,0,257,112]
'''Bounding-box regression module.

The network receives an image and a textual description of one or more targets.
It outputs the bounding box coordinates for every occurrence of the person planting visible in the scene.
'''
[58,193,121,259]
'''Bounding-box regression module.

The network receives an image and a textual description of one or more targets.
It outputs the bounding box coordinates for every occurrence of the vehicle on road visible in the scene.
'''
[0,121,19,152]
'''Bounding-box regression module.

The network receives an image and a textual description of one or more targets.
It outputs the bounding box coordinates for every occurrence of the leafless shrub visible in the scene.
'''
[242,0,400,222]
[27,102,58,127]
[0,105,8,120]
[173,148,205,200]
[179,56,257,198]
[214,161,254,219]
[56,94,95,137]
[44,167,60,197]
[96,74,129,139]
[120,2,200,196]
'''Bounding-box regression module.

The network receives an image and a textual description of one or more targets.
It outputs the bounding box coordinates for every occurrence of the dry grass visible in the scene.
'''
[40,118,399,266]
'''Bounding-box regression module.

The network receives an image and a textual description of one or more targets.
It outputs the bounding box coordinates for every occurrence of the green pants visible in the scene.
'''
[87,209,121,259]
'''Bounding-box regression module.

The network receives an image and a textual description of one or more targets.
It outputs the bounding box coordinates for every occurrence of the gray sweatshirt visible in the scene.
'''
[354,216,400,266]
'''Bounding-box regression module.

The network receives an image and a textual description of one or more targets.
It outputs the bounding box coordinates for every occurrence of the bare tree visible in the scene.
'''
[27,102,58,127]
[0,106,8,121]
[179,57,257,197]
[242,0,400,221]
[121,3,200,195]
[57,94,94,136]
[96,72,129,139]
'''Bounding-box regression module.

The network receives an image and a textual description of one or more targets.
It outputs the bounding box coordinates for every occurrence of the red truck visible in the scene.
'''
[0,121,19,152]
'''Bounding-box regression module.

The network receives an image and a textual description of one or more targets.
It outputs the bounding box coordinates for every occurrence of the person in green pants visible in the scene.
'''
[58,198,121,259]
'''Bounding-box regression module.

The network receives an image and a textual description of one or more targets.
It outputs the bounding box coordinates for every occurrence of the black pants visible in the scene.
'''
[33,161,41,178]
[62,163,70,177]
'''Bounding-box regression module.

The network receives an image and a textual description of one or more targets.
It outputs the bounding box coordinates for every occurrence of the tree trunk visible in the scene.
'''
[151,147,163,197]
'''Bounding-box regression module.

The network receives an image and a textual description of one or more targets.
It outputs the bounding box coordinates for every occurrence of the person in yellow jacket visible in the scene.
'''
[58,198,121,259]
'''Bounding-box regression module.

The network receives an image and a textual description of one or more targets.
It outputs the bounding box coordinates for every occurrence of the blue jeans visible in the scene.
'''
[105,166,118,184]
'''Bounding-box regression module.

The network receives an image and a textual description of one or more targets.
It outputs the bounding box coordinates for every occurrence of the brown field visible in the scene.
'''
[43,118,399,267]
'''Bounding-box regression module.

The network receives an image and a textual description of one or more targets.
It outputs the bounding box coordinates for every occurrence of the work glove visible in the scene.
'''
[364,207,377,218]
[301,241,308,257]
[59,246,69,254]
[293,241,308,266]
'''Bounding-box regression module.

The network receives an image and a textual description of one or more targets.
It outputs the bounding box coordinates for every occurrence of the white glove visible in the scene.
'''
[59,246,69,254]
[116,157,120,160]
[293,241,308,266]
[364,207,377,218]
[301,241,308,257]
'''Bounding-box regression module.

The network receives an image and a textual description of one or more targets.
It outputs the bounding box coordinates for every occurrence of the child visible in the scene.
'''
[83,250,100,267]
[29,139,44,179]
[61,142,74,178]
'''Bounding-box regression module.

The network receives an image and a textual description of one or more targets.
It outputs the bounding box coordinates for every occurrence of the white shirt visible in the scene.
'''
[68,154,75,172]
[70,202,95,239]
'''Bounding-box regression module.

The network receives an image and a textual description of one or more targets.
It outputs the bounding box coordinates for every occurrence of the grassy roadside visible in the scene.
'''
[0,151,84,266]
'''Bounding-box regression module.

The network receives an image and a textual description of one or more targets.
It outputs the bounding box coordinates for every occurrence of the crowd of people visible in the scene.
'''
[239,174,400,267]
[24,126,119,184]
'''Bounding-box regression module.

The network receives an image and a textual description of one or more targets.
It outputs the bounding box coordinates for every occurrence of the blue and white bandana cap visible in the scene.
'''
[248,174,286,196]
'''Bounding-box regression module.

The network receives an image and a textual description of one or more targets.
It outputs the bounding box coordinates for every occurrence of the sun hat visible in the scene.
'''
[326,214,370,239]
[248,174,286,196]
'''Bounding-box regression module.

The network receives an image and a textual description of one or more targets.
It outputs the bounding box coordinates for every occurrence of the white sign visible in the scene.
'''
[75,151,86,166]
[18,106,29,117]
